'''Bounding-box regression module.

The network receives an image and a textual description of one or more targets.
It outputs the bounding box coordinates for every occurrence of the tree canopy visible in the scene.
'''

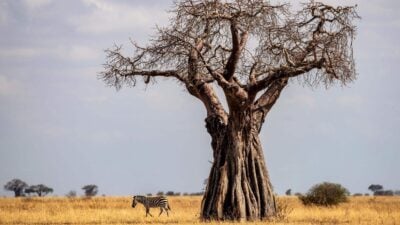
[102,0,358,111]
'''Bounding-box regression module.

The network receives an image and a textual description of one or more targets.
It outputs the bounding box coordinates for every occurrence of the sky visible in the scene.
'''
[0,0,399,197]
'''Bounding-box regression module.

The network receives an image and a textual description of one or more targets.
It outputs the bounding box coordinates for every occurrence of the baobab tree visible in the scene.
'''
[25,184,54,197]
[101,0,359,221]
[4,179,28,197]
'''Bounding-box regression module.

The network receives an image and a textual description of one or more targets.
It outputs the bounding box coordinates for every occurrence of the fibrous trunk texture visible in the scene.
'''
[201,112,276,221]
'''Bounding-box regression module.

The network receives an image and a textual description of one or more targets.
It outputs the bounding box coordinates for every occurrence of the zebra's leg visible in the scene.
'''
[165,207,169,217]
[147,208,153,217]
[148,208,153,217]
[159,207,163,216]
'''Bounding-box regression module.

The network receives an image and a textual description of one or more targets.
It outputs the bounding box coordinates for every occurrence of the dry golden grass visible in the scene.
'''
[0,196,399,225]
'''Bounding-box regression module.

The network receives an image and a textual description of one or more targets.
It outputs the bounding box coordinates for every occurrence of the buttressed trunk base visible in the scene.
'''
[201,113,276,221]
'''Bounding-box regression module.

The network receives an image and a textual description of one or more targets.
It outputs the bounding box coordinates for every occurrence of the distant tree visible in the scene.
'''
[294,192,302,197]
[190,192,205,196]
[298,182,349,206]
[25,184,53,197]
[82,185,98,197]
[66,190,77,198]
[385,190,394,196]
[4,179,28,197]
[374,190,394,196]
[394,190,400,196]
[364,193,370,196]
[285,189,292,196]
[146,193,153,196]
[156,191,164,196]
[166,191,175,196]
[368,184,383,193]
[183,192,189,196]
[352,193,363,197]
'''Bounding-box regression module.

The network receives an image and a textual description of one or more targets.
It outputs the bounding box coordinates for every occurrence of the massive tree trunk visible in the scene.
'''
[201,111,276,221]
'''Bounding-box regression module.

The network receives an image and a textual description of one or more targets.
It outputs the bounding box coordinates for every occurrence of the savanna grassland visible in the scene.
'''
[0,196,399,225]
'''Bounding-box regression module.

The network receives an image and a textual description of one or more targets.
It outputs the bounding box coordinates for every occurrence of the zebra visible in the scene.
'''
[132,195,171,217]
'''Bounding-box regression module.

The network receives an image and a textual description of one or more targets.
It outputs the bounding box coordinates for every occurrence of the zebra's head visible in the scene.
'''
[132,196,137,208]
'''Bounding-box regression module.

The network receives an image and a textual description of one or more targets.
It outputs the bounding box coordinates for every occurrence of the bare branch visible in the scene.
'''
[253,78,288,132]
[101,0,358,115]
[249,59,324,93]
[100,46,187,90]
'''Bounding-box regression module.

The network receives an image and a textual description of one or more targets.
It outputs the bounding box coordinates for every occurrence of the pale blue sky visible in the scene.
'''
[0,0,399,197]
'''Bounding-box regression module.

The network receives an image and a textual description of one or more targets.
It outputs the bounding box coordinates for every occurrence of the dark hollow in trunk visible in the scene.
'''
[201,113,276,221]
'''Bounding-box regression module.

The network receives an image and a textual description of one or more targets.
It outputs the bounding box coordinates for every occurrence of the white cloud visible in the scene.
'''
[0,75,23,97]
[336,95,364,109]
[63,46,101,61]
[0,47,41,58]
[0,45,100,61]
[0,1,8,25]
[285,93,316,109]
[22,0,52,11]
[81,96,109,104]
[70,0,168,34]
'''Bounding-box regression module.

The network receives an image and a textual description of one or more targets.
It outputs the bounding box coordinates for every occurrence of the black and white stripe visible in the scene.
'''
[132,195,171,217]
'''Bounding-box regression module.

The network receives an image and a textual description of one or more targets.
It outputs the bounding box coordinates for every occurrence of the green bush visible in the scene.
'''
[298,182,349,206]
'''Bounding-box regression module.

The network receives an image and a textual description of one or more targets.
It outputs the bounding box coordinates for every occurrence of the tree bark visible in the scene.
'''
[201,111,276,221]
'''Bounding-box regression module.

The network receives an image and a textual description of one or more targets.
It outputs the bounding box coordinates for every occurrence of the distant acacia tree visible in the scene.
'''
[285,189,292,196]
[101,0,359,221]
[368,184,383,193]
[25,184,53,197]
[82,185,98,197]
[374,190,394,196]
[66,190,77,198]
[4,179,28,197]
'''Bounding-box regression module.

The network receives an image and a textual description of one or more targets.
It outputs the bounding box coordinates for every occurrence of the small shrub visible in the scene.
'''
[299,182,349,206]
